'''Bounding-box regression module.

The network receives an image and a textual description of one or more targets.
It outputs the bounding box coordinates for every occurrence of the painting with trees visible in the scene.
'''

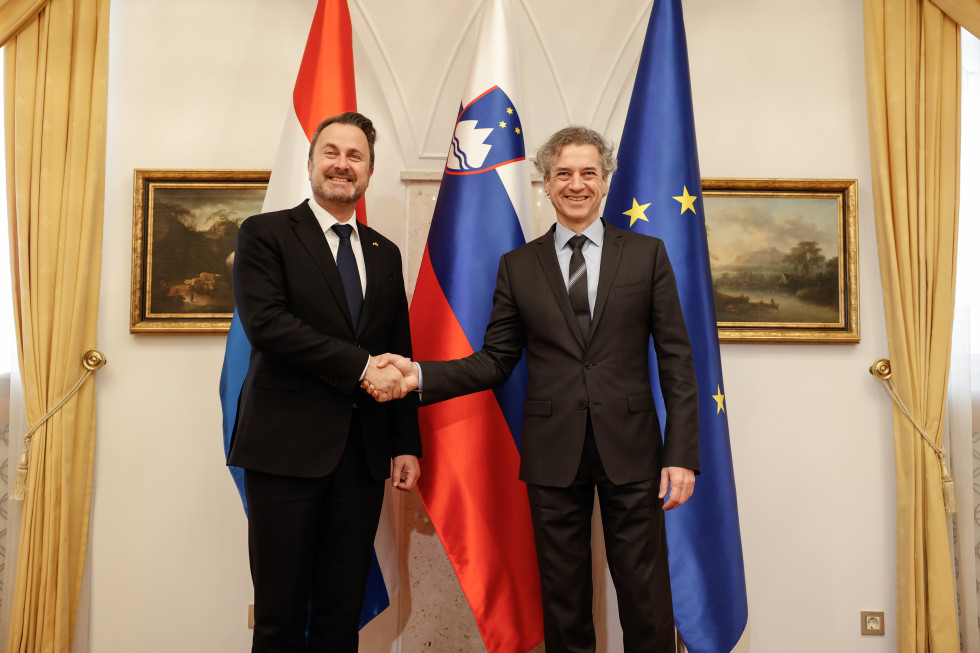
[701,178,859,343]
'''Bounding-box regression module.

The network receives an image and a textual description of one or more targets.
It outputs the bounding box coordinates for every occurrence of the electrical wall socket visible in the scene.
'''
[861,611,884,635]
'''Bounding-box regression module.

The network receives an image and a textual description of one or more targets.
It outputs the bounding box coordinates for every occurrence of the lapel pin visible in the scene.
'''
[372,242,379,247]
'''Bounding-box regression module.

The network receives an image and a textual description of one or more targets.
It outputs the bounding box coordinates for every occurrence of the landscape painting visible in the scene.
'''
[702,178,859,343]
[131,169,270,333]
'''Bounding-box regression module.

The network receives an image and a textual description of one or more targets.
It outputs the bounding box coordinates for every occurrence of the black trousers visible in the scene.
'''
[526,419,675,653]
[244,423,384,653]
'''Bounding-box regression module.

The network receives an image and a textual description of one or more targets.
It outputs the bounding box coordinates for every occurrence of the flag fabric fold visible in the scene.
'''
[604,1,748,651]
[217,0,393,628]
[410,1,543,651]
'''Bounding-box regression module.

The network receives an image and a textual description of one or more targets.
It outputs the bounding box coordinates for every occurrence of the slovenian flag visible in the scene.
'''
[603,1,749,651]
[409,0,543,651]
[217,0,396,628]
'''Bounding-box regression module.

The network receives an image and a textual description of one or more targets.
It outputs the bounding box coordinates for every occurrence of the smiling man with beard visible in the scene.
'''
[227,111,421,653]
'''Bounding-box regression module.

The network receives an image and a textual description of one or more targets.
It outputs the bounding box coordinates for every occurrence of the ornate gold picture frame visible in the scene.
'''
[702,178,859,343]
[131,169,269,333]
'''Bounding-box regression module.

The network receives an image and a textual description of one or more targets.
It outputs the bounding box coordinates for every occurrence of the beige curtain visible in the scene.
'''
[863,1,961,651]
[0,0,109,651]
[931,0,980,35]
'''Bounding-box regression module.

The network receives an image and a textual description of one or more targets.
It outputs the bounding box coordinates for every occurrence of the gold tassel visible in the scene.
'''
[941,458,957,514]
[943,478,957,514]
[11,441,30,501]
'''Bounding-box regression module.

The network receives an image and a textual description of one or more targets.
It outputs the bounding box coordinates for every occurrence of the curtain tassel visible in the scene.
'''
[11,437,30,501]
[870,358,956,513]
[940,457,957,514]
[12,350,107,502]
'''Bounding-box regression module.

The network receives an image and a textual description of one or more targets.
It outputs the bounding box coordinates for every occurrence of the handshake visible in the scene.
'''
[361,353,419,401]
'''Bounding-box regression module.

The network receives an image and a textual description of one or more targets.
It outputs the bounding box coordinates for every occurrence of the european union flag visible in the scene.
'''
[604,0,748,651]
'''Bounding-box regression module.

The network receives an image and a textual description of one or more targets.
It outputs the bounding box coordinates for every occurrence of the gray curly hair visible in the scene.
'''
[533,126,617,179]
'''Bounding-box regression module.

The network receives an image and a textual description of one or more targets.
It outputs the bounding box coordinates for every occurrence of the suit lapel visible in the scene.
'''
[591,219,624,332]
[357,223,383,336]
[534,225,589,350]
[290,202,356,330]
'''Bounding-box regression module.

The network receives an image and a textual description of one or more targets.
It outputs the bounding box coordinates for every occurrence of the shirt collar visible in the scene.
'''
[307,198,360,239]
[555,218,605,250]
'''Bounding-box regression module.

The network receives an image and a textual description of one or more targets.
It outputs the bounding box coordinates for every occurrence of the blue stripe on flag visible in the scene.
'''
[427,86,530,443]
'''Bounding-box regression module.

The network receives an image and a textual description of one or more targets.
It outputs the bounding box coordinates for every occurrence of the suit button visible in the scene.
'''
[584,361,593,369]
[578,401,588,410]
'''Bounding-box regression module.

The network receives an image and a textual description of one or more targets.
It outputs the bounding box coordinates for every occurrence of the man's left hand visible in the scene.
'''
[392,455,420,491]
[659,466,695,511]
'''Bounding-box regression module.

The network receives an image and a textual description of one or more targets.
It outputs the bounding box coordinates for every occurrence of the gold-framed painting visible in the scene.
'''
[702,178,859,343]
[130,169,270,333]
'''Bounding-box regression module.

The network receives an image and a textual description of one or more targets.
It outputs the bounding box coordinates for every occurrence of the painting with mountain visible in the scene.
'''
[701,178,859,343]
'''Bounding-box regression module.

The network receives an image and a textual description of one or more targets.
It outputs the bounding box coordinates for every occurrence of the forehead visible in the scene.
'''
[550,143,602,172]
[313,122,369,152]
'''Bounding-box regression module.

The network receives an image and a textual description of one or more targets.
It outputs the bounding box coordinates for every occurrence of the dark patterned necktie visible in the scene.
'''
[568,234,590,339]
[331,223,362,327]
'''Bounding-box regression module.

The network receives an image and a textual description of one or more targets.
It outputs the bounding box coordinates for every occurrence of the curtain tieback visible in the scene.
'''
[869,358,956,513]
[12,350,107,501]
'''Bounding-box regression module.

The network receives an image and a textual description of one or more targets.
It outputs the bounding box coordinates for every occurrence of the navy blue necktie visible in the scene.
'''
[331,223,362,327]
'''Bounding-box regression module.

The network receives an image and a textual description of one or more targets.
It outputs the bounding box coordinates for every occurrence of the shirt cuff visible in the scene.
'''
[358,355,371,382]
[415,362,423,393]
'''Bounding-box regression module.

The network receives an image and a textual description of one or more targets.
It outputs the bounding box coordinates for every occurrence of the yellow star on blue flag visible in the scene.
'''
[673,186,697,214]
[623,198,651,227]
[712,385,725,414]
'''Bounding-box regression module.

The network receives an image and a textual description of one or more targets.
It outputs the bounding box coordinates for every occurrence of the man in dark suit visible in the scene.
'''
[369,126,699,652]
[229,111,421,653]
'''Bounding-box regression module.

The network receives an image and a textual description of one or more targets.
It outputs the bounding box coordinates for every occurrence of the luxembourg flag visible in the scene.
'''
[217,0,396,628]
[409,1,543,651]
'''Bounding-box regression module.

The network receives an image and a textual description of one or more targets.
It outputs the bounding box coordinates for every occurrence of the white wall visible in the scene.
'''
[92,1,895,651]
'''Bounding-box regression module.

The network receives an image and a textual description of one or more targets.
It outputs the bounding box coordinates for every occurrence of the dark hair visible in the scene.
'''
[534,126,617,179]
[308,112,377,167]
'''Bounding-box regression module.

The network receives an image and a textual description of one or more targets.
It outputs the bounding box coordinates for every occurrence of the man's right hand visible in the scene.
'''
[362,353,418,401]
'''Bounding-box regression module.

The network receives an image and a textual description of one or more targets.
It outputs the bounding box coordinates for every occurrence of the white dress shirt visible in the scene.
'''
[307,198,367,297]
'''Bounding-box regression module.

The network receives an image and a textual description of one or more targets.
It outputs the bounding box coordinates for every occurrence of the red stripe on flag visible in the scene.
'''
[293,0,357,138]
[411,247,543,653]
[292,0,366,223]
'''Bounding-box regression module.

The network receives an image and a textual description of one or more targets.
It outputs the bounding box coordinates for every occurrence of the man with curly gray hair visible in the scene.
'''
[370,124,699,653]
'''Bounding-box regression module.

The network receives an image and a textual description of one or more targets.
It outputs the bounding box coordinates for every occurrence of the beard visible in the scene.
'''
[318,184,364,204]
[311,176,367,207]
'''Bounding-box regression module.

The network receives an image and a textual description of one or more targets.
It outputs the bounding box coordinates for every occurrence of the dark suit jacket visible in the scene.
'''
[227,200,421,480]
[418,220,698,487]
